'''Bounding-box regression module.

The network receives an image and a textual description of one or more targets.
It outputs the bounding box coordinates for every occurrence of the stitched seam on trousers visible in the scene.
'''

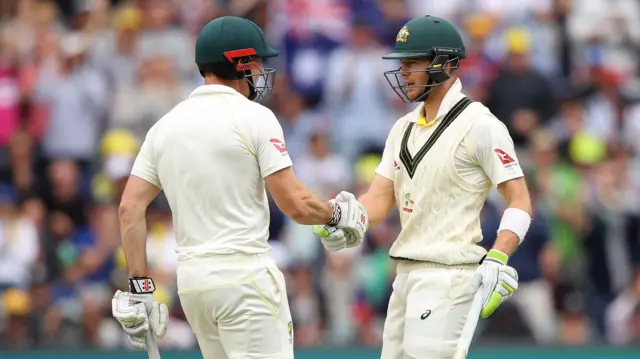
[268,266,285,314]
[249,278,280,319]
[249,275,285,357]
[437,271,467,359]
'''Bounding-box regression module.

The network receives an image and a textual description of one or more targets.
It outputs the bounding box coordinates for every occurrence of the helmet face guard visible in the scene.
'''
[383,50,461,103]
[224,48,276,103]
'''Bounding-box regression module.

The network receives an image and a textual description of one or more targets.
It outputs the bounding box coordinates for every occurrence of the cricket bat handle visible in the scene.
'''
[453,291,484,359]
[146,332,161,359]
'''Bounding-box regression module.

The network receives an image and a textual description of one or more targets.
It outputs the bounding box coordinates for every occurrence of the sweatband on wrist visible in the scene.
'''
[129,276,156,294]
[497,207,531,244]
[328,202,342,226]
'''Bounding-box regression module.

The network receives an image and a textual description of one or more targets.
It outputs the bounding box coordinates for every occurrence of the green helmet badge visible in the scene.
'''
[396,26,409,43]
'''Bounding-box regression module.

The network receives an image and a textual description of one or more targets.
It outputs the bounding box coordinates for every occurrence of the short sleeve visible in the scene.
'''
[254,110,293,178]
[375,123,400,181]
[469,116,524,186]
[131,128,161,188]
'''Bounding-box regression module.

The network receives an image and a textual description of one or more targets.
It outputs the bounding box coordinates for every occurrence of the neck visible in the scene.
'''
[421,89,447,123]
[204,76,243,93]
[420,78,456,122]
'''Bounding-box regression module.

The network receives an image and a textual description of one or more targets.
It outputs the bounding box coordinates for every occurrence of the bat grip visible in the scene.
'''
[146,332,161,359]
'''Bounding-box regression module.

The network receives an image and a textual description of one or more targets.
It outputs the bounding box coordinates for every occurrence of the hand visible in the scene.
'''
[112,278,169,349]
[474,249,518,318]
[313,225,358,251]
[314,191,368,251]
[330,191,368,240]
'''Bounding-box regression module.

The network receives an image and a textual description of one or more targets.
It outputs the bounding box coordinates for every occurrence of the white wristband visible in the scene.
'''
[497,207,531,244]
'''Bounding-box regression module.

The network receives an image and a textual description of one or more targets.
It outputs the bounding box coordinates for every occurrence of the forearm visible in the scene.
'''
[289,191,333,225]
[492,231,520,257]
[119,208,149,276]
[359,191,393,228]
[494,198,532,257]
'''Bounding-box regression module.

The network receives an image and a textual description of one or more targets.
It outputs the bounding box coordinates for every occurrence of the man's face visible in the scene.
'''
[239,57,267,98]
[248,58,265,85]
[399,58,431,101]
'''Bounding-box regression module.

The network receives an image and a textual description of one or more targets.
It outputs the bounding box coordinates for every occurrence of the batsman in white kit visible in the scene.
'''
[314,16,533,359]
[110,16,368,359]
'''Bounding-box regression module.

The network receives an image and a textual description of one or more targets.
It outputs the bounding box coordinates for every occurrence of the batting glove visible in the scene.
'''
[313,191,368,251]
[112,277,169,349]
[475,249,519,318]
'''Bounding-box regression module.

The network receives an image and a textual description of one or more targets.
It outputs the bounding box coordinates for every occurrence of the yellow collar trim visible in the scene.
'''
[416,114,436,128]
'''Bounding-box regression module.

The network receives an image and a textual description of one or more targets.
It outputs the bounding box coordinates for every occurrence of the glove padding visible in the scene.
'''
[112,290,168,349]
[475,249,519,318]
[313,191,368,251]
[313,225,359,251]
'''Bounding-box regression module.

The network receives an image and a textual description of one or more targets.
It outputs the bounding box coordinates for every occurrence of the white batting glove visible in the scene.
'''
[475,249,519,318]
[112,277,169,349]
[313,191,368,251]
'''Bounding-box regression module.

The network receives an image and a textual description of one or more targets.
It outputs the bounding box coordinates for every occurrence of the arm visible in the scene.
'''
[119,175,160,276]
[471,116,532,258]
[113,171,168,349]
[254,110,333,225]
[358,174,395,228]
[357,124,398,227]
[494,177,532,256]
[265,167,333,225]
[120,128,162,276]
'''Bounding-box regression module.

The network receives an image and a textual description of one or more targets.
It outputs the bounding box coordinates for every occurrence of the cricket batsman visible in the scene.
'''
[110,16,368,358]
[314,16,532,358]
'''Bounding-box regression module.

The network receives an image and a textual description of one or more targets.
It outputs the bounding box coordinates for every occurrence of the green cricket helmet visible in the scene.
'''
[382,15,466,103]
[195,16,279,103]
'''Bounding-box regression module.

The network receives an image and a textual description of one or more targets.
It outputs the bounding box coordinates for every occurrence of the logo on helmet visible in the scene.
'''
[396,26,409,43]
[224,48,259,72]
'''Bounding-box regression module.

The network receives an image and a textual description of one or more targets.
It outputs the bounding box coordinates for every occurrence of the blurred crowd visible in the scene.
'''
[0,0,639,351]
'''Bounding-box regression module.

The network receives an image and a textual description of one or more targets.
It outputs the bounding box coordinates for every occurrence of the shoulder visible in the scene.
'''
[145,117,165,139]
[466,107,510,140]
[246,102,281,132]
[251,102,279,121]
[227,97,279,124]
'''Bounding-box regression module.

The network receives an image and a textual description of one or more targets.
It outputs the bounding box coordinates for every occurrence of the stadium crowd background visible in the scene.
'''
[0,0,639,352]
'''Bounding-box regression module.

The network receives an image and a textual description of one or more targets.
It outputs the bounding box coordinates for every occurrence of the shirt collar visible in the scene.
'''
[408,78,465,123]
[189,84,245,98]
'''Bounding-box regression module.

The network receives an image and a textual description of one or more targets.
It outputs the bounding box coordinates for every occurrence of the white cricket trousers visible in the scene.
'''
[381,262,479,359]
[177,252,294,359]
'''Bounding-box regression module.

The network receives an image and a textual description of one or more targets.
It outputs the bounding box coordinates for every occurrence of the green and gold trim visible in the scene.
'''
[399,97,473,178]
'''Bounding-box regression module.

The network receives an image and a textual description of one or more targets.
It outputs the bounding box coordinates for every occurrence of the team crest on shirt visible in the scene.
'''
[270,138,288,155]
[493,149,518,169]
[402,193,415,213]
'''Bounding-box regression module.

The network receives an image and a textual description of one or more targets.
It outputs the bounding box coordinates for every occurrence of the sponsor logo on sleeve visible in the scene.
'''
[493,148,518,168]
[270,138,288,155]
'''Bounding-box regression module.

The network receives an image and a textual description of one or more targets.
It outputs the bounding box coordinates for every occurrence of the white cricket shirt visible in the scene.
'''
[131,85,292,260]
[375,79,524,265]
